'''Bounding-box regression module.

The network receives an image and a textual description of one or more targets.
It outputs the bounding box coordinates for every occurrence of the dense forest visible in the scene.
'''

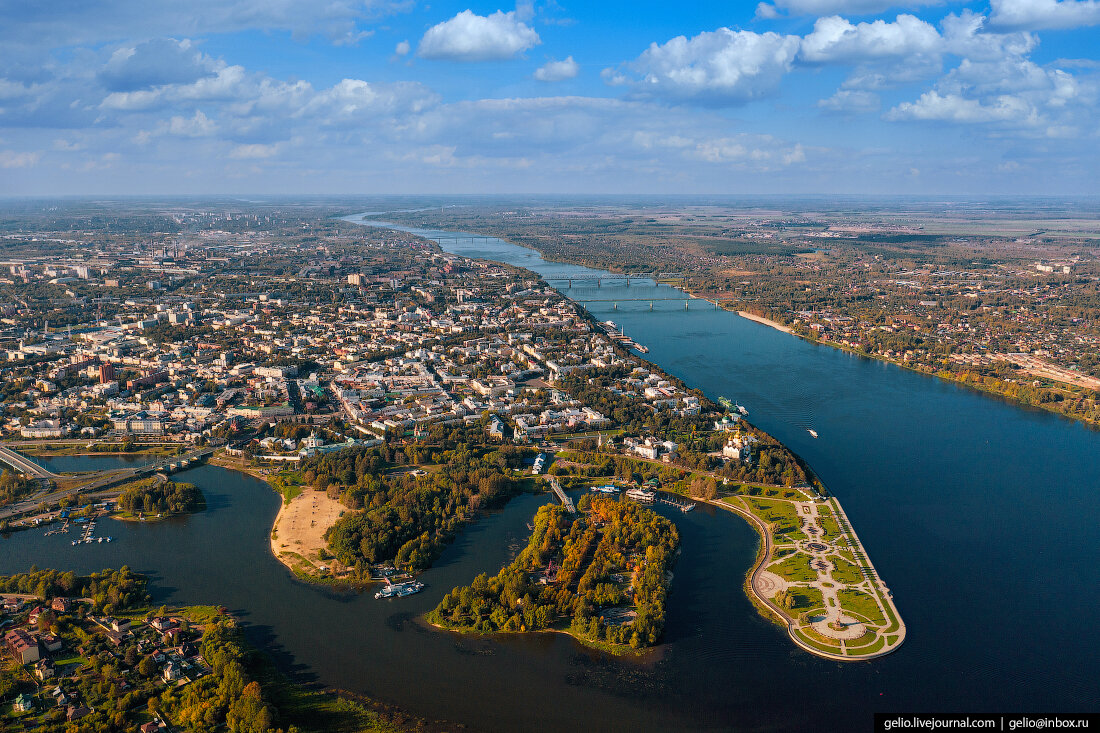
[306,445,529,573]
[117,479,205,516]
[0,567,148,613]
[429,495,679,649]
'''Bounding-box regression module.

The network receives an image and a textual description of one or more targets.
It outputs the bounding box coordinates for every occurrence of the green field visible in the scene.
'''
[829,557,865,585]
[769,553,818,583]
[837,588,887,625]
[746,498,803,536]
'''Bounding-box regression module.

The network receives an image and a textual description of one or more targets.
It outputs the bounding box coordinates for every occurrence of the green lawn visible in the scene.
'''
[746,498,803,536]
[829,557,865,585]
[837,588,887,625]
[769,552,818,583]
[788,585,823,611]
[270,470,306,504]
[819,514,844,543]
[848,634,888,656]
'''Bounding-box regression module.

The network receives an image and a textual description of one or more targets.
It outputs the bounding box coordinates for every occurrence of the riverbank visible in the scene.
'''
[18,443,182,458]
[359,212,1097,428]
[782,328,1100,428]
[425,617,659,660]
[270,489,348,578]
[208,452,350,579]
[736,311,793,335]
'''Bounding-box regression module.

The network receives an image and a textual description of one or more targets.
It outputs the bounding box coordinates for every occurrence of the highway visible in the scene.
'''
[0,445,61,479]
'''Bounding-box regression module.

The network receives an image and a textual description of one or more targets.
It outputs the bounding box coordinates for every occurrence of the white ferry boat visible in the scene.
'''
[375,580,425,600]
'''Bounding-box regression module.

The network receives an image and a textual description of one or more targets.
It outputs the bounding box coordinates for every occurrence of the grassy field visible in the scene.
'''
[270,470,306,504]
[769,553,818,583]
[745,497,802,535]
[788,585,823,611]
[829,557,865,585]
[837,588,887,626]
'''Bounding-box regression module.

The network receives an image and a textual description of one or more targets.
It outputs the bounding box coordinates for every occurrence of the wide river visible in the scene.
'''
[2,216,1097,731]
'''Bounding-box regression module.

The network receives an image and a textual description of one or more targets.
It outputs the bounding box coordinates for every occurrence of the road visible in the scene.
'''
[0,445,62,479]
[0,447,214,522]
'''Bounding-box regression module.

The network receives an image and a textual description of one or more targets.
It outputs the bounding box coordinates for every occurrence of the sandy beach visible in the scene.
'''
[270,489,348,577]
[737,311,793,334]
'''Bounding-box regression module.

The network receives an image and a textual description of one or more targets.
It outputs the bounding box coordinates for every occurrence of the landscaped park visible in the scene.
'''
[719,492,906,660]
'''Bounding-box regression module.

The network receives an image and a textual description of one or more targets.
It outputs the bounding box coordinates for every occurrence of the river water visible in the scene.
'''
[1,217,1097,732]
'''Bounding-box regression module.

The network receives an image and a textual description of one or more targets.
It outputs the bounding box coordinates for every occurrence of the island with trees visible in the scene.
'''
[428,494,679,653]
[115,478,205,520]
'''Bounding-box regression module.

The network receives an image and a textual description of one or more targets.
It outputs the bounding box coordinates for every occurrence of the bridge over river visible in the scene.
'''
[0,446,215,521]
[0,445,62,479]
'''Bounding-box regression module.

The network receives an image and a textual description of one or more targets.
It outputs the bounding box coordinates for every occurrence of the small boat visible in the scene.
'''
[808,429,818,438]
[375,580,425,599]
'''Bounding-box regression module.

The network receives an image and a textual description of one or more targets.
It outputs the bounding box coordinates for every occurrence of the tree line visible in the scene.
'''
[429,494,679,650]
[303,445,529,574]
[118,479,205,516]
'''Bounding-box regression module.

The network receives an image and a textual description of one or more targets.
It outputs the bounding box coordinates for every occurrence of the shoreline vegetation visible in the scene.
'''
[18,443,185,458]
[0,568,431,733]
[113,478,204,521]
[735,304,1100,428]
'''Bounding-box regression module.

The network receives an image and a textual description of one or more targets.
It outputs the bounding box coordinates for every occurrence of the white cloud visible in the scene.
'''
[887,90,1037,122]
[166,109,217,136]
[534,56,579,81]
[229,142,279,159]
[99,39,215,92]
[0,149,39,167]
[299,78,438,123]
[100,65,248,111]
[417,10,540,62]
[799,14,941,63]
[818,89,881,112]
[941,10,1038,60]
[989,0,1100,30]
[606,28,800,104]
[394,40,411,56]
[755,0,944,18]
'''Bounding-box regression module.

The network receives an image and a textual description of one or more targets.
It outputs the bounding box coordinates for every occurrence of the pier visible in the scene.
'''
[657,493,696,512]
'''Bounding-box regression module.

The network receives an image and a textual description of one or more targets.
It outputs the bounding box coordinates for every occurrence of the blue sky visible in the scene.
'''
[1,0,1098,195]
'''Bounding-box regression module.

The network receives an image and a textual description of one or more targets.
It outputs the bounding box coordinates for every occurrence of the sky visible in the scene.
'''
[1,0,1098,196]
